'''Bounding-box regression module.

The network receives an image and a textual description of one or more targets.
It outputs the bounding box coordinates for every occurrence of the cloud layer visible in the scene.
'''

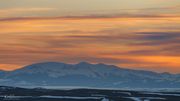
[0,16,180,73]
[0,0,180,73]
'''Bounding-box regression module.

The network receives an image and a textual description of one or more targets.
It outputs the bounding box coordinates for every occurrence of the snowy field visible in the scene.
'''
[0,86,180,101]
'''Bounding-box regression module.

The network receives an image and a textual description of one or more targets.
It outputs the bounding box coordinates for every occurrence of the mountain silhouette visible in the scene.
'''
[0,62,180,88]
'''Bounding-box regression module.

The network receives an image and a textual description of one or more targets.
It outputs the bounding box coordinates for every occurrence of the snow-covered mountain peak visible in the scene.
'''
[0,61,180,88]
[76,61,92,65]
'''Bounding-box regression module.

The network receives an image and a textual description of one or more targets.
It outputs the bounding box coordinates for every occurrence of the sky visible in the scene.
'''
[0,0,180,73]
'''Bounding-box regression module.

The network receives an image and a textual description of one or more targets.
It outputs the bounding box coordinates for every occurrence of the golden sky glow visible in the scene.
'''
[0,0,180,73]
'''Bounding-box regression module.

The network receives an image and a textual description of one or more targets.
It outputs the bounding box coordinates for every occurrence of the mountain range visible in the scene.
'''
[0,62,180,88]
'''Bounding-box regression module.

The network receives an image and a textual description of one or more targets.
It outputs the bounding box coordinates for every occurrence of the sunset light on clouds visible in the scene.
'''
[0,0,180,73]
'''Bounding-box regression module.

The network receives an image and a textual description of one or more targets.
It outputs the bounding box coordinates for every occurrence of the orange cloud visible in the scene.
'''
[0,16,179,73]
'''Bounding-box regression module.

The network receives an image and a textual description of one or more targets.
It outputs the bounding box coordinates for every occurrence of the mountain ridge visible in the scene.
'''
[0,61,180,88]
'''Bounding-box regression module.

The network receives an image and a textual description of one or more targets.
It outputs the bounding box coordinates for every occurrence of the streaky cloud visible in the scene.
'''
[0,13,180,22]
